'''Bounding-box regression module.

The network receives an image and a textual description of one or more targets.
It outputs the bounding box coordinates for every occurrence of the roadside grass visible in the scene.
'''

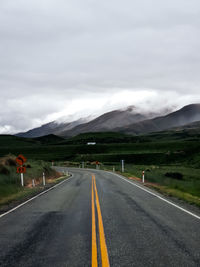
[0,175,69,208]
[0,155,65,209]
[102,164,200,207]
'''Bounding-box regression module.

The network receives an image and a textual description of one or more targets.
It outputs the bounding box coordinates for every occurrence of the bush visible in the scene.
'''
[5,158,16,167]
[165,172,183,180]
[26,164,31,168]
[0,164,10,175]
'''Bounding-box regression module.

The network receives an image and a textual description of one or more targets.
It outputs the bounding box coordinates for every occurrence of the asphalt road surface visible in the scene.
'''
[0,168,200,267]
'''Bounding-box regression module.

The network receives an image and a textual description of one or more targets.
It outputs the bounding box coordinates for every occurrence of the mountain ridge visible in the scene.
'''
[16,104,200,138]
[114,103,200,135]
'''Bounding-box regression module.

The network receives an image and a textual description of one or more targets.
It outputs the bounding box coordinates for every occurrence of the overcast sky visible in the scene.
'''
[0,0,200,133]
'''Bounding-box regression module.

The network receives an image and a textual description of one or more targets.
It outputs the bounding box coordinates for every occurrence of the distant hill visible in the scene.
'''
[170,120,200,131]
[0,134,37,147]
[63,132,136,144]
[115,104,200,135]
[34,134,65,144]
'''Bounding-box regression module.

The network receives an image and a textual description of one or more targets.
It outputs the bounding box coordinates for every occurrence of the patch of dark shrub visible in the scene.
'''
[165,172,183,180]
[0,164,10,175]
[26,164,31,168]
[5,158,16,166]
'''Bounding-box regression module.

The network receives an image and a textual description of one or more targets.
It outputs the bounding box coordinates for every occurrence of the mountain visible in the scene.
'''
[58,106,159,137]
[114,104,200,135]
[17,118,88,138]
[16,104,200,138]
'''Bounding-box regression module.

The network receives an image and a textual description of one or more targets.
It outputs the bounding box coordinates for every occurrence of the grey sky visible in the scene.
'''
[0,0,200,133]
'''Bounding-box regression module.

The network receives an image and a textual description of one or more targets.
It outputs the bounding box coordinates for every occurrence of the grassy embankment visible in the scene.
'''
[0,154,66,208]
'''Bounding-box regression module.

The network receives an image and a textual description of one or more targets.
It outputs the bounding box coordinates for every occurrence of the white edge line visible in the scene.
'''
[109,172,200,220]
[0,174,73,219]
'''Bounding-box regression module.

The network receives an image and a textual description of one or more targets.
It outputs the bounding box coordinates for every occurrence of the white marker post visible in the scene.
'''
[32,179,35,187]
[21,173,24,187]
[142,171,145,183]
[121,160,125,173]
[113,166,115,172]
[43,172,46,186]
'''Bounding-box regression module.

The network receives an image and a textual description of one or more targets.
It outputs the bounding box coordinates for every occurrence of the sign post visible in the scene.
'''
[16,154,27,187]
[21,173,24,187]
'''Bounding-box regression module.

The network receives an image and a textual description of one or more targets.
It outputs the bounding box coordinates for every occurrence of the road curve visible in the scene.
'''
[0,168,199,267]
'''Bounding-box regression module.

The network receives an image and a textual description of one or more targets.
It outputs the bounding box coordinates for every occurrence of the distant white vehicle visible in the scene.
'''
[87,142,96,145]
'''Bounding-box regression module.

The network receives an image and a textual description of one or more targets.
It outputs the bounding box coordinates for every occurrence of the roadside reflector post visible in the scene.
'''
[32,179,35,187]
[142,171,145,183]
[96,161,100,170]
[21,173,24,187]
[121,160,125,173]
[113,166,115,172]
[43,172,46,186]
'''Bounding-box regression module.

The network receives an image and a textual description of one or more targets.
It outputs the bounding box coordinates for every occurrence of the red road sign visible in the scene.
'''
[16,154,27,166]
[17,166,26,173]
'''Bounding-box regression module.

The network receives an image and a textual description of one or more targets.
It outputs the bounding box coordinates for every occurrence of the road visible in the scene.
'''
[0,168,200,266]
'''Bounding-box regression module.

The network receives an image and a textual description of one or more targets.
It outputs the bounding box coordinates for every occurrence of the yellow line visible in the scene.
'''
[92,175,98,267]
[93,174,110,267]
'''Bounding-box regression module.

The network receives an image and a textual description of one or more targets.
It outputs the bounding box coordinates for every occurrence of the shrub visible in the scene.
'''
[26,164,31,168]
[0,164,10,175]
[5,158,16,167]
[165,172,183,180]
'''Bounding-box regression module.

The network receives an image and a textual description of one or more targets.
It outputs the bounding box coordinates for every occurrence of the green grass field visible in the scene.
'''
[0,131,200,207]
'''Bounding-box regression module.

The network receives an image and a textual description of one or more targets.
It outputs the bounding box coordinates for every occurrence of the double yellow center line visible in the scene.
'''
[91,174,110,267]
